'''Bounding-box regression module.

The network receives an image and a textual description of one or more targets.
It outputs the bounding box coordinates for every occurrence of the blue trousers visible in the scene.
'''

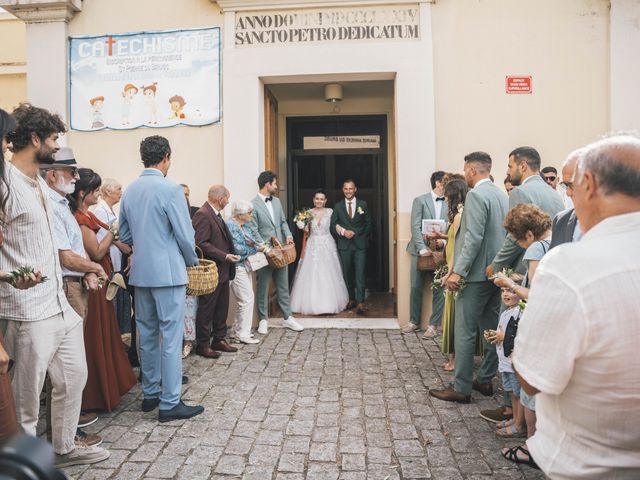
[135,285,186,410]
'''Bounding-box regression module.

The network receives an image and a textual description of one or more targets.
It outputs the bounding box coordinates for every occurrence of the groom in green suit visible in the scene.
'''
[247,171,304,334]
[430,152,509,403]
[331,180,372,315]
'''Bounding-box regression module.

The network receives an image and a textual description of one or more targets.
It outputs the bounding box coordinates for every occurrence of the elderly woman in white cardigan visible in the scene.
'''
[226,200,264,344]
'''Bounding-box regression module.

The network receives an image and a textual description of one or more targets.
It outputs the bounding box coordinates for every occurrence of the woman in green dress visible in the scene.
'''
[438,179,468,370]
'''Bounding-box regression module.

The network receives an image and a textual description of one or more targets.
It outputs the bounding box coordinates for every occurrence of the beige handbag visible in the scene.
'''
[245,251,268,271]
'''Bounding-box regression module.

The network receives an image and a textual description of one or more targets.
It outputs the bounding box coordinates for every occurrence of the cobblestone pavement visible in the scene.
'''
[62,329,545,479]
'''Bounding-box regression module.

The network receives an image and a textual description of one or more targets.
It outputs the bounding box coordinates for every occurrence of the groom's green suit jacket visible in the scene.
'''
[330,199,372,250]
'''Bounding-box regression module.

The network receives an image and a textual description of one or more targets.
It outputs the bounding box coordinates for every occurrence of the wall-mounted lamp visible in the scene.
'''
[325,83,343,113]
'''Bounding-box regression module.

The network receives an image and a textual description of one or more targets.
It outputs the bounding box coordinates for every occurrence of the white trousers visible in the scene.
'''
[2,307,86,454]
[230,266,255,338]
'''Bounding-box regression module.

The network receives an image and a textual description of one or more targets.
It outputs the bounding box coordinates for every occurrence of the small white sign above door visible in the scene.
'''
[303,135,380,150]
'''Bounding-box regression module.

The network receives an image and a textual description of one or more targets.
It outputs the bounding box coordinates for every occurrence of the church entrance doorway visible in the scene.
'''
[286,115,390,296]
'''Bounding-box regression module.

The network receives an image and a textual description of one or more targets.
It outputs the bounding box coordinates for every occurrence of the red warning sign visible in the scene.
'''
[506,76,532,94]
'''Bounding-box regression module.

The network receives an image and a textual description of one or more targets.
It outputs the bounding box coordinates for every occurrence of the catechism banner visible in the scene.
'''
[69,27,221,131]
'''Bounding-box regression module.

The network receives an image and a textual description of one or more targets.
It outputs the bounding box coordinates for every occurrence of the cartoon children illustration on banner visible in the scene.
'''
[142,82,158,125]
[89,96,105,129]
[168,95,187,120]
[121,83,138,125]
[69,28,221,130]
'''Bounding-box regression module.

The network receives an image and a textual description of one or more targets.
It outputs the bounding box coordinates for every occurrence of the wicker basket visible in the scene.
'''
[186,247,219,296]
[265,236,297,269]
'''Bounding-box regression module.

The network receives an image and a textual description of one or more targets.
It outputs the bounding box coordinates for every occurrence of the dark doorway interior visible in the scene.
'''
[287,115,389,293]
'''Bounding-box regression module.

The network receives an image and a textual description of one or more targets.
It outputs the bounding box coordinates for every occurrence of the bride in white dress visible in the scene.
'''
[290,190,349,315]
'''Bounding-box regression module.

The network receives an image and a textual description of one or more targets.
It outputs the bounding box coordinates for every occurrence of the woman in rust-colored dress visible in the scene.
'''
[70,168,136,411]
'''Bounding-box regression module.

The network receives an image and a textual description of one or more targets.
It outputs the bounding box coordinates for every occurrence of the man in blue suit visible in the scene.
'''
[119,136,204,423]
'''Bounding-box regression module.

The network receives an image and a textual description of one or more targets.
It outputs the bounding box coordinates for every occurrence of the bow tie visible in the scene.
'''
[264,196,273,203]
[436,197,445,202]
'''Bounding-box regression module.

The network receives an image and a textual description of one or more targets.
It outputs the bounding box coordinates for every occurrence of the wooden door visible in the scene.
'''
[264,87,278,175]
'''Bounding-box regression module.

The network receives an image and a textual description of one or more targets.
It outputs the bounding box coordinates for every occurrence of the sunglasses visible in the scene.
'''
[544,176,557,182]
[54,167,78,176]
[560,181,574,189]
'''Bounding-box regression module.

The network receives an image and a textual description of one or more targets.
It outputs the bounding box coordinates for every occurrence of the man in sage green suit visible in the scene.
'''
[247,171,304,334]
[430,152,508,403]
[404,171,448,334]
[331,180,372,314]
[489,147,564,276]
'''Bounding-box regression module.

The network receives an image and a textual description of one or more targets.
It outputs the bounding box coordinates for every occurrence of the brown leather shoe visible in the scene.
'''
[78,411,98,428]
[472,379,494,397]
[346,300,357,310]
[480,406,513,424]
[211,339,238,353]
[429,387,471,404]
[356,303,368,315]
[196,346,220,359]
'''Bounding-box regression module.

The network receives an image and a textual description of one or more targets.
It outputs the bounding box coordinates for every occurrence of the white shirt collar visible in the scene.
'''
[582,212,640,241]
[430,190,444,201]
[345,197,357,204]
[522,174,538,185]
[475,178,491,187]
[207,201,221,216]
[48,186,69,205]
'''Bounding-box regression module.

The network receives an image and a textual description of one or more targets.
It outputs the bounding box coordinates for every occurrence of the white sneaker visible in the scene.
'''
[55,442,110,468]
[283,316,304,332]
[238,336,260,344]
[401,323,419,334]
[257,319,268,335]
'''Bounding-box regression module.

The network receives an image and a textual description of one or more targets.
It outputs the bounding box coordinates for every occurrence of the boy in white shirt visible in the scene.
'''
[485,289,526,437]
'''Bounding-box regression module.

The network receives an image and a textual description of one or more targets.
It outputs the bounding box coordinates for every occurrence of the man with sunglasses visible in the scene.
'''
[42,148,109,448]
[541,166,559,189]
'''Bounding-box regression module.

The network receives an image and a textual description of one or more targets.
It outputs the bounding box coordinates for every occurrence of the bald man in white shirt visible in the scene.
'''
[511,135,640,478]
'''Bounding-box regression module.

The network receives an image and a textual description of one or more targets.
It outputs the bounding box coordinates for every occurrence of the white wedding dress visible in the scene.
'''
[290,209,349,315]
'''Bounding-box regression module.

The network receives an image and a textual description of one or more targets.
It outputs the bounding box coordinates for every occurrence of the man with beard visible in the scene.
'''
[487,147,564,278]
[477,147,564,419]
[42,148,107,446]
[0,104,109,467]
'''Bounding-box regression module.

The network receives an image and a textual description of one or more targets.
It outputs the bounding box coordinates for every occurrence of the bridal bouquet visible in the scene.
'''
[294,208,313,230]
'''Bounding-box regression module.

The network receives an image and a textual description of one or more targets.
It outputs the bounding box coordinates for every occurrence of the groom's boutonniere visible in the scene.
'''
[357,206,364,215]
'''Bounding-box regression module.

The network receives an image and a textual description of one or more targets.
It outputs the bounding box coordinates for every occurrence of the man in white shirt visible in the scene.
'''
[512,135,640,478]
[42,148,107,446]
